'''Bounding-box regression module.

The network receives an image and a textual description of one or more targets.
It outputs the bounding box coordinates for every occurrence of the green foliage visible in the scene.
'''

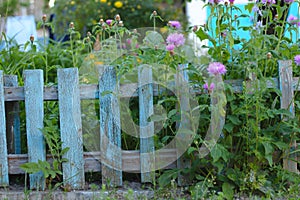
[51,0,187,39]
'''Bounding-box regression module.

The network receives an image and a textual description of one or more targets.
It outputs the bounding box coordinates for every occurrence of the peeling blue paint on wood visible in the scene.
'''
[4,75,21,154]
[0,71,9,186]
[138,65,155,183]
[58,68,85,189]
[98,66,122,186]
[24,70,46,190]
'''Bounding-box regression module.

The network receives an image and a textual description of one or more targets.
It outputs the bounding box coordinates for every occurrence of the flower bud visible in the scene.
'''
[193,25,198,32]
[274,14,278,20]
[69,22,74,29]
[267,52,272,59]
[99,18,104,24]
[221,31,227,38]
[42,14,47,23]
[225,1,228,6]
[152,10,157,16]
[118,20,124,27]
[115,14,121,21]
[30,35,34,43]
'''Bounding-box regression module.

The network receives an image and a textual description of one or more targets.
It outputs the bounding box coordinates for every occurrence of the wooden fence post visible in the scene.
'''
[175,64,191,186]
[24,70,46,190]
[4,75,21,154]
[138,65,155,183]
[99,66,122,186]
[0,70,9,186]
[278,60,299,174]
[58,68,85,189]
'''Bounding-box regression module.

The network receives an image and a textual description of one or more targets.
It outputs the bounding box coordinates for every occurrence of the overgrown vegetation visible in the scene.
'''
[1,0,300,199]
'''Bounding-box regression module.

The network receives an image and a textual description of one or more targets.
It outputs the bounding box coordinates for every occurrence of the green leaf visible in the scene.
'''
[187,147,197,155]
[167,109,177,118]
[222,182,234,200]
[210,143,230,162]
[195,28,209,41]
[149,114,167,122]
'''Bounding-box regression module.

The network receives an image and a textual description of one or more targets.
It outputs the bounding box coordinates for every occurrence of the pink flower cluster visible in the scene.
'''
[207,62,227,76]
[261,0,276,4]
[166,33,185,52]
[203,82,215,91]
[168,21,181,29]
[288,15,300,26]
[208,0,223,5]
[294,55,300,66]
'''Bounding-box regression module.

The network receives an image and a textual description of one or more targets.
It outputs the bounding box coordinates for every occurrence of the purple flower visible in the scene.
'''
[261,0,276,4]
[254,21,264,31]
[207,62,227,75]
[209,0,223,4]
[126,39,131,45]
[288,15,298,25]
[229,0,234,4]
[203,82,215,91]
[106,19,113,26]
[166,44,175,51]
[284,0,294,3]
[168,21,181,29]
[166,33,185,47]
[294,55,300,66]
[252,5,262,16]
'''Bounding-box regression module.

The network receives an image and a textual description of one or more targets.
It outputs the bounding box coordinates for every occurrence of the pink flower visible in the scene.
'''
[284,0,294,3]
[203,82,215,91]
[261,0,276,4]
[166,33,185,47]
[168,21,181,29]
[294,55,300,66]
[166,44,175,51]
[288,15,298,25]
[106,19,113,26]
[209,0,223,4]
[207,62,227,75]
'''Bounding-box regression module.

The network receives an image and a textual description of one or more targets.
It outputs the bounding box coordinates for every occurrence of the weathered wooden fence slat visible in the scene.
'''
[0,71,9,186]
[138,65,155,183]
[279,60,299,174]
[4,78,283,102]
[58,68,85,189]
[176,64,192,186]
[99,66,122,186]
[7,149,178,175]
[4,75,21,154]
[24,70,46,190]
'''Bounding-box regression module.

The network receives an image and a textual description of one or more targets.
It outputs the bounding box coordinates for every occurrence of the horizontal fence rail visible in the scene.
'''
[0,60,299,190]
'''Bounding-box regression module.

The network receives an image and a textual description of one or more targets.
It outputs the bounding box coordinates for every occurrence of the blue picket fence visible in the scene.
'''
[0,60,298,190]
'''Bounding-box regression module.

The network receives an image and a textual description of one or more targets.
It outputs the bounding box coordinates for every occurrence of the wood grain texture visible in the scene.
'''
[4,75,21,154]
[0,71,9,186]
[24,70,46,190]
[278,60,299,174]
[57,68,85,189]
[7,149,178,174]
[98,66,122,186]
[138,65,155,183]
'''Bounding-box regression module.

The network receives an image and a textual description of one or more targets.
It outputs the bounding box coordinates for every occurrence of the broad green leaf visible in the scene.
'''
[222,182,234,200]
